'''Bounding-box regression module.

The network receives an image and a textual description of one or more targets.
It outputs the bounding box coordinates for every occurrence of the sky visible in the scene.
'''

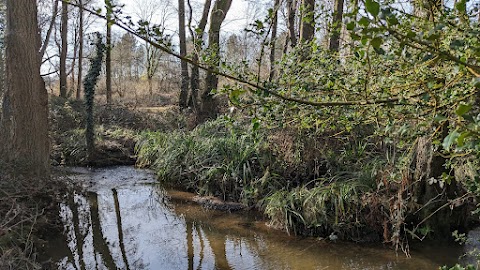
[115,0,260,36]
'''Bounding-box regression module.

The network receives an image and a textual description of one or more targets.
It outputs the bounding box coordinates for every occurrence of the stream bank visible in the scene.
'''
[45,166,467,270]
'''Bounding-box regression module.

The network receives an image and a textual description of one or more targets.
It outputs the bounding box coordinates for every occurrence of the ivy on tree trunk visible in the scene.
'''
[84,34,105,164]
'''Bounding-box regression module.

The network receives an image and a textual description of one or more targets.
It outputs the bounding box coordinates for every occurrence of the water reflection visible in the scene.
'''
[50,167,462,270]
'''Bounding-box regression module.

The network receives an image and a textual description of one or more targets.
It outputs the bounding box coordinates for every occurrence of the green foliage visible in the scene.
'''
[264,172,375,237]
[136,118,279,202]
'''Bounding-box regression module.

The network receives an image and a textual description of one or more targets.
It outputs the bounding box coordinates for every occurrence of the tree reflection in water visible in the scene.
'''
[48,167,462,270]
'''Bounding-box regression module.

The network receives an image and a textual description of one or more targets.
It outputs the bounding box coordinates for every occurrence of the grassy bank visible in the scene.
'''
[136,116,479,250]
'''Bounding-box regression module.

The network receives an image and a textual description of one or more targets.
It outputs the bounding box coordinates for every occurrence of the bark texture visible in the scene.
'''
[1,0,49,175]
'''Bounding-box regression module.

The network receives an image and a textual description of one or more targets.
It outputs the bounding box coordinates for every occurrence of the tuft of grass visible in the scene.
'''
[265,172,375,237]
[136,118,278,202]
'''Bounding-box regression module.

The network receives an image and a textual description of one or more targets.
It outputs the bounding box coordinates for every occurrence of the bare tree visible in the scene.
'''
[39,0,59,59]
[178,0,189,109]
[201,0,233,120]
[0,0,49,175]
[59,0,68,98]
[77,0,84,100]
[187,0,212,111]
[133,0,173,96]
[269,0,280,82]
[106,3,113,103]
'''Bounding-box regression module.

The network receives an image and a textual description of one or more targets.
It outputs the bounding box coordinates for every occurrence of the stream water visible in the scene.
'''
[47,166,466,270]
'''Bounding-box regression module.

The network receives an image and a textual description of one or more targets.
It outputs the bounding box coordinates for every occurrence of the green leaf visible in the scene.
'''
[456,103,472,117]
[358,17,370,26]
[370,37,383,49]
[457,131,471,147]
[434,114,447,123]
[365,0,380,17]
[442,130,460,151]
[346,21,355,30]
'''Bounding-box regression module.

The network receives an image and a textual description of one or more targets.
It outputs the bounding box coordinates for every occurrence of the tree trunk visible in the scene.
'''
[187,0,212,112]
[286,0,297,48]
[269,0,280,82]
[201,0,233,121]
[106,16,112,104]
[299,0,315,43]
[0,0,50,176]
[178,0,189,110]
[69,25,78,97]
[60,0,68,98]
[329,0,344,52]
[77,0,84,100]
[40,0,59,59]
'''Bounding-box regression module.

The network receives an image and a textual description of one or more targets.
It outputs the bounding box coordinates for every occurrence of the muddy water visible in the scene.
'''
[48,166,464,270]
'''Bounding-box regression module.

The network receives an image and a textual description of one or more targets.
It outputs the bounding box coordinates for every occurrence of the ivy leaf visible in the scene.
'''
[358,17,370,27]
[442,130,460,151]
[370,37,383,49]
[457,131,471,147]
[365,0,380,17]
[346,21,355,30]
[456,103,472,117]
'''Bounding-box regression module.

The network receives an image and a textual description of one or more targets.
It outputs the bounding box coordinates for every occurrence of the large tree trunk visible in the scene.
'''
[178,0,189,110]
[201,0,232,121]
[299,0,315,43]
[329,0,344,52]
[0,0,50,176]
[59,0,68,98]
[106,15,112,104]
[187,0,212,112]
[76,0,84,100]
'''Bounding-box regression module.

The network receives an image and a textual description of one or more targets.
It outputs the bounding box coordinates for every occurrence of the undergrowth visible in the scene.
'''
[136,118,281,202]
[136,117,388,240]
[0,163,67,269]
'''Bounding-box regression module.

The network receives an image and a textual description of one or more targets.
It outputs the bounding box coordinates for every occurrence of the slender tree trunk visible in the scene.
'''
[299,0,315,43]
[70,26,78,97]
[202,0,233,121]
[329,0,344,52]
[187,0,212,112]
[60,0,68,98]
[269,0,280,82]
[106,17,112,104]
[77,0,84,100]
[148,77,153,96]
[286,0,297,48]
[1,0,50,176]
[40,0,58,59]
[178,0,189,110]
